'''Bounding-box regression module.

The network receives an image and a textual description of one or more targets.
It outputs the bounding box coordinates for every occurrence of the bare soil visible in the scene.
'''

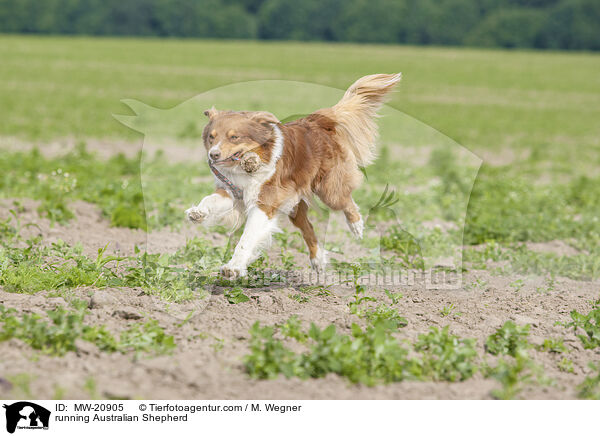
[1,201,599,399]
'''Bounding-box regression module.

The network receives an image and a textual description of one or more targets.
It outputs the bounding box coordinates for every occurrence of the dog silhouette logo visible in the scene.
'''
[2,402,50,433]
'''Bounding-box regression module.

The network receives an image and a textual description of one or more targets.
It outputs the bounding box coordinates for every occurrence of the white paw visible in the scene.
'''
[347,218,364,239]
[220,261,247,279]
[310,247,328,273]
[185,206,207,223]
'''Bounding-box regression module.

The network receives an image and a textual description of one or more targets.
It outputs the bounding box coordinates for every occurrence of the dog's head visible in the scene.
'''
[202,108,280,166]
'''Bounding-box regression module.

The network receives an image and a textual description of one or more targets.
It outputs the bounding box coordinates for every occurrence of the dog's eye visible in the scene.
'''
[230,135,239,141]
[208,134,215,141]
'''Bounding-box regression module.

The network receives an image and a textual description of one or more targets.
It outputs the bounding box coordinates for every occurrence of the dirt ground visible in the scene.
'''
[1,199,599,399]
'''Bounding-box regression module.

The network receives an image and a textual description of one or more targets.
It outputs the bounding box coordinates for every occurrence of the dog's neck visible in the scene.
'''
[210,125,284,207]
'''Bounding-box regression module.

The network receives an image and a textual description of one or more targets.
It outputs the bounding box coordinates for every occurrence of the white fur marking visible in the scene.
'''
[208,141,222,158]
[186,192,240,228]
[310,246,328,273]
[221,207,279,278]
[346,199,364,239]
[347,218,364,239]
[210,124,284,215]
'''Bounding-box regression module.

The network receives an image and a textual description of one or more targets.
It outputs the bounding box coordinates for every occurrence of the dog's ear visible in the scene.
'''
[247,111,280,127]
[204,106,220,119]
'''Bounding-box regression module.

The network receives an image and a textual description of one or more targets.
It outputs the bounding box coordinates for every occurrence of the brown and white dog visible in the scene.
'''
[186,73,401,278]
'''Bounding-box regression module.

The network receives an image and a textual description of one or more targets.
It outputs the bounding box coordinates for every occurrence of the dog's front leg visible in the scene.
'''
[221,207,278,279]
[185,189,240,228]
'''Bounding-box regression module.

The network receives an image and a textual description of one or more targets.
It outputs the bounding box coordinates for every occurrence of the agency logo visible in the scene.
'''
[2,402,50,433]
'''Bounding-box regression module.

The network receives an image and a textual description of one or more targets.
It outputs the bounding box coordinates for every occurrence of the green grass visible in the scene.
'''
[1,35,599,399]
[1,35,599,159]
[0,221,221,301]
[0,35,599,281]
[0,145,214,230]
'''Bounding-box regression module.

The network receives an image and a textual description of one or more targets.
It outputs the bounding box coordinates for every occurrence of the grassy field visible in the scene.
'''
[2,35,600,155]
[1,35,600,399]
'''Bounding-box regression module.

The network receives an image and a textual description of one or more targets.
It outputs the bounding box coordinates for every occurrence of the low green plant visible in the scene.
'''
[346,272,407,328]
[557,357,574,373]
[0,227,214,303]
[485,321,531,357]
[211,337,225,353]
[279,251,295,270]
[0,239,122,294]
[565,302,600,349]
[290,293,310,303]
[224,287,250,304]
[83,377,100,400]
[279,316,307,343]
[577,362,600,399]
[537,338,567,354]
[483,354,536,400]
[465,243,600,281]
[299,285,332,297]
[244,323,299,380]
[245,317,477,386]
[363,304,408,327]
[121,250,194,302]
[415,326,478,382]
[384,289,402,304]
[0,304,175,357]
[481,321,550,399]
[509,279,525,292]
[440,303,456,318]
[119,319,176,356]
[380,226,424,270]
[6,373,34,398]
[0,304,113,355]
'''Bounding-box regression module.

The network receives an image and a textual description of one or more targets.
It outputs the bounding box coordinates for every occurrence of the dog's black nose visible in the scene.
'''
[209,150,221,161]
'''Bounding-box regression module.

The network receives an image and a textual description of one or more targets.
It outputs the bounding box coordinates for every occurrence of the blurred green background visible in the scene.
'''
[1,0,599,50]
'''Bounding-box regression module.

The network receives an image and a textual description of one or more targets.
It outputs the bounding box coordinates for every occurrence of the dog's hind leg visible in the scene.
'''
[341,198,364,240]
[289,200,327,272]
[315,164,364,239]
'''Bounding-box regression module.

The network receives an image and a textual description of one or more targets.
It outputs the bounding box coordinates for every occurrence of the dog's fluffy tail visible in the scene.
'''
[327,73,401,166]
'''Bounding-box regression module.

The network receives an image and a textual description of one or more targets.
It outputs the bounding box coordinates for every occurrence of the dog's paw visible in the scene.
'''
[185,206,207,223]
[220,261,247,279]
[347,218,364,239]
[310,247,328,274]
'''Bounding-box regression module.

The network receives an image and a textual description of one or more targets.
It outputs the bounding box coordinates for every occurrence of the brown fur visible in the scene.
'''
[289,200,318,258]
[202,110,279,165]
[215,188,230,198]
[257,113,361,224]
[203,74,401,262]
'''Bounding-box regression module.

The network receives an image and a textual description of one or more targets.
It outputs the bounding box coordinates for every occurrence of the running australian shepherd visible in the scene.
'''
[186,73,401,278]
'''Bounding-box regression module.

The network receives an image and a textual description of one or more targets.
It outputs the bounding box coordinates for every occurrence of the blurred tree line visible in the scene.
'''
[0,0,598,50]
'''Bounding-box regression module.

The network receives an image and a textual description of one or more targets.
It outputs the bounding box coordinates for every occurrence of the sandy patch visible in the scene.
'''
[0,198,209,257]
[526,240,582,257]
[0,136,206,164]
